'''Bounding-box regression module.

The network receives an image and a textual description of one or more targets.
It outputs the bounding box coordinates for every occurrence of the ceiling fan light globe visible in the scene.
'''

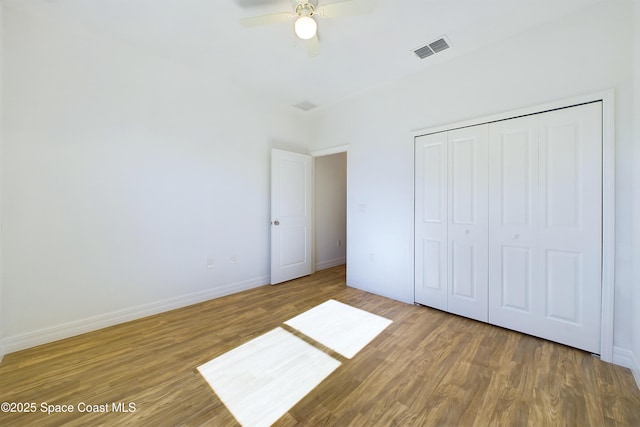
[295,16,317,40]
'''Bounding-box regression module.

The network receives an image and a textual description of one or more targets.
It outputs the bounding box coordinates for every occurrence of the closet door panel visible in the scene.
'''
[451,241,475,298]
[545,250,581,322]
[500,246,531,312]
[447,125,488,322]
[488,116,540,332]
[537,102,602,353]
[414,132,448,310]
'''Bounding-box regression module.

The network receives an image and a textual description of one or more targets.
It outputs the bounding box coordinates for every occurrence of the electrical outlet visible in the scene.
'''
[230,255,238,264]
[207,258,215,269]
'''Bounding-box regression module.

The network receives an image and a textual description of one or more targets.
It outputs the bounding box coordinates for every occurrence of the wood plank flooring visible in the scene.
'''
[1,265,639,426]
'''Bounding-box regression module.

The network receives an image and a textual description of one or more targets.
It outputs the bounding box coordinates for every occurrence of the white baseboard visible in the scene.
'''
[1,275,269,355]
[612,346,635,369]
[0,340,5,366]
[631,351,640,391]
[612,346,640,390]
[315,257,346,271]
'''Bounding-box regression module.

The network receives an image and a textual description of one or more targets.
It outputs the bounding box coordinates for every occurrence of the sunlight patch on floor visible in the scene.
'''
[198,300,392,425]
[197,327,340,427]
[285,299,393,359]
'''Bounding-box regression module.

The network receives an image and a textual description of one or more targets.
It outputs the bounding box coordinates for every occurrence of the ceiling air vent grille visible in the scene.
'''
[429,38,449,53]
[414,45,435,59]
[294,101,317,111]
[414,36,451,59]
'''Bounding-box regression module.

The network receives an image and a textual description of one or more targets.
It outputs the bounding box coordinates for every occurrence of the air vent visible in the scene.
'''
[294,101,317,112]
[429,38,449,53]
[414,36,451,59]
[414,45,435,59]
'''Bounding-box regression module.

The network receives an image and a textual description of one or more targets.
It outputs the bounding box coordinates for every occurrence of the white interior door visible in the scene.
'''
[488,102,602,353]
[447,125,489,322]
[271,149,313,285]
[414,132,448,310]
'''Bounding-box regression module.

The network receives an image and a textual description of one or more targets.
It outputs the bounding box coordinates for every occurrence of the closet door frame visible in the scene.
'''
[412,90,615,363]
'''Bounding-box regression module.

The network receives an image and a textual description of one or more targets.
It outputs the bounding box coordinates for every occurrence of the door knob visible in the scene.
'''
[273,220,280,226]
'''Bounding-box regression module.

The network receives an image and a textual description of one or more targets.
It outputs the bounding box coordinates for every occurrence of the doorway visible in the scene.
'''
[313,149,347,271]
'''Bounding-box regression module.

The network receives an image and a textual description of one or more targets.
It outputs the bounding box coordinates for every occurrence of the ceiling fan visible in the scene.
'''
[240,0,372,56]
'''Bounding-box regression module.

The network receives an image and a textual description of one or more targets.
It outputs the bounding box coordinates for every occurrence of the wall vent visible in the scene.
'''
[414,36,450,59]
[294,101,317,111]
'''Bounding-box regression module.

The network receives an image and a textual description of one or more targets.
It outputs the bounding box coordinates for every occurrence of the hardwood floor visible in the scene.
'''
[1,265,639,426]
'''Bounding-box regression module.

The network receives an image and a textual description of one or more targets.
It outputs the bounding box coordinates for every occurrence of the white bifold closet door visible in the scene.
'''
[488,102,602,353]
[414,101,602,354]
[414,125,489,322]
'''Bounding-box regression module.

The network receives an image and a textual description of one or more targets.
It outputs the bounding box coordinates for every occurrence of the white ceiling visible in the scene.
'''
[4,0,605,110]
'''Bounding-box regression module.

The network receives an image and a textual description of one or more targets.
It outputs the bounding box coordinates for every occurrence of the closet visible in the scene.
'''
[414,102,602,354]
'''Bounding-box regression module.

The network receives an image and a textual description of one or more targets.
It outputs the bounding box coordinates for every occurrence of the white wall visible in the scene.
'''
[308,0,636,355]
[0,4,4,363]
[1,7,309,351]
[631,0,640,386]
[314,152,347,270]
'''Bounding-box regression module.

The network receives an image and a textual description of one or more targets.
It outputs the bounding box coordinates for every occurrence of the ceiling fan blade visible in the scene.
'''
[240,11,295,27]
[316,0,374,18]
[306,34,320,57]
